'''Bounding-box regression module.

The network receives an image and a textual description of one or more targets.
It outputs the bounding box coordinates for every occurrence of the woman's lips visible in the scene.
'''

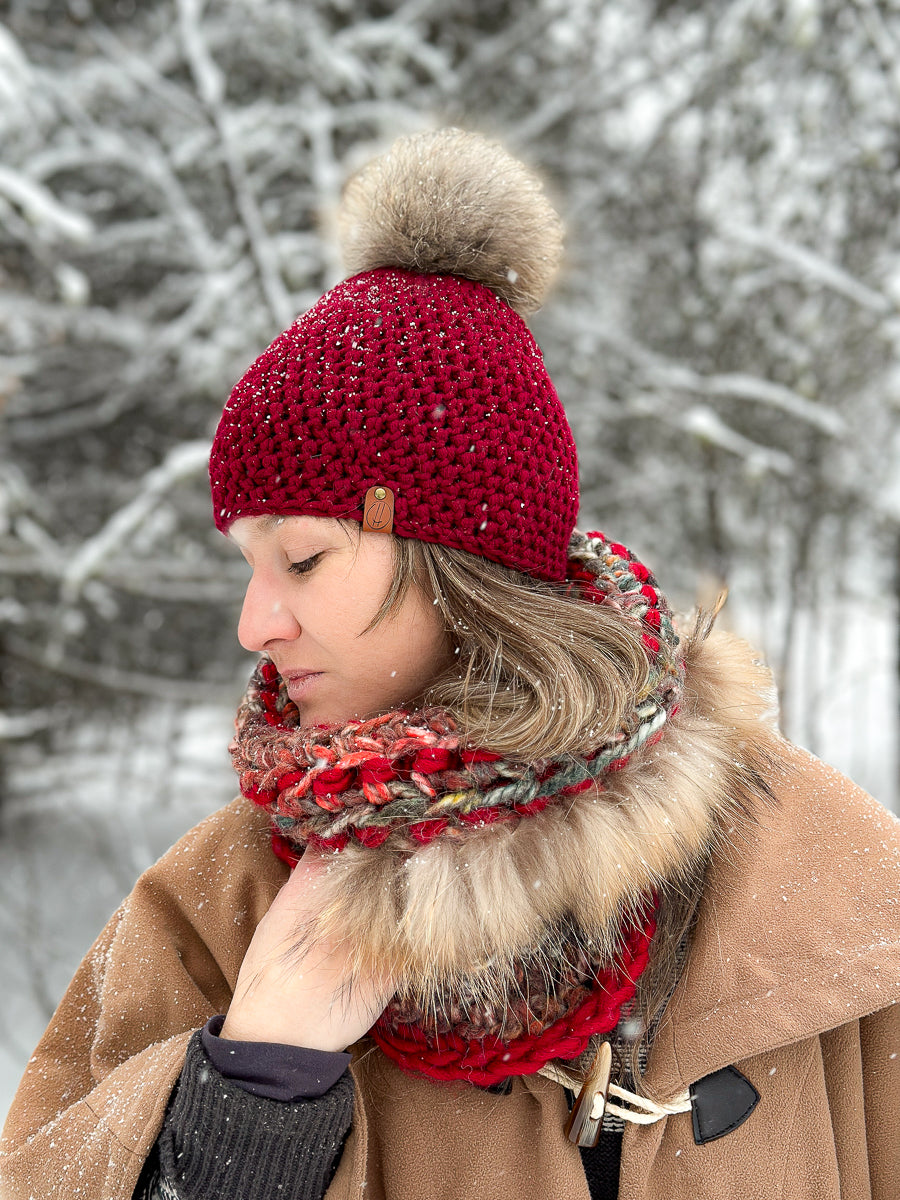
[282,670,323,699]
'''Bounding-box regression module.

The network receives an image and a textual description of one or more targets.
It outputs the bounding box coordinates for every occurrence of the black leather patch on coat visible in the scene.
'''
[690,1065,760,1145]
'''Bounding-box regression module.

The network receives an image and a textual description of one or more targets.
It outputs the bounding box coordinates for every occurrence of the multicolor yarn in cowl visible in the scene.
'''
[230,531,682,855]
[371,905,656,1086]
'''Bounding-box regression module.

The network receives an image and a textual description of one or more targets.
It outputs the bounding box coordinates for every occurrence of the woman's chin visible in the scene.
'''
[296,698,407,730]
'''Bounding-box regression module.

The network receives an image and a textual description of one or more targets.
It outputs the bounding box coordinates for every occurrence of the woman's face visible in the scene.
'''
[229,515,452,727]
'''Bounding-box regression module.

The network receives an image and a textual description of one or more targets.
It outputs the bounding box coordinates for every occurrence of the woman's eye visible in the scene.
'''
[288,553,322,577]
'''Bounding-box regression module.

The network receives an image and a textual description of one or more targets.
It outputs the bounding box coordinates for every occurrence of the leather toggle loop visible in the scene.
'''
[690,1065,760,1145]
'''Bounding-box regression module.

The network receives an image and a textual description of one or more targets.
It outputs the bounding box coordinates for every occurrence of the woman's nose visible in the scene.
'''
[237,572,302,652]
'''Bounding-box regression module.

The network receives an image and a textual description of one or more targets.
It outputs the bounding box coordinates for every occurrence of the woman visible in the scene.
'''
[3,129,899,1200]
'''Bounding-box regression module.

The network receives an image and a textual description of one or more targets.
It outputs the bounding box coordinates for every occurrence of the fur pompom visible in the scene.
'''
[337,128,563,317]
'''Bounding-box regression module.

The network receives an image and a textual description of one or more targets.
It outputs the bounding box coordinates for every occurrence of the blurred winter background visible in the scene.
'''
[2,0,900,1118]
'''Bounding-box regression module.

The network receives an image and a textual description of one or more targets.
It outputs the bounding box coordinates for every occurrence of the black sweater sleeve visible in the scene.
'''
[144,1030,354,1200]
[137,1028,621,1200]
[200,1014,351,1100]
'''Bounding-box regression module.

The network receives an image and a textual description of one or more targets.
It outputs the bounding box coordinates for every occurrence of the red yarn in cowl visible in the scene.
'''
[209,268,579,582]
[370,906,657,1087]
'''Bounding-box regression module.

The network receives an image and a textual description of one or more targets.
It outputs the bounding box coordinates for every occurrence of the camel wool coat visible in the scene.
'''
[2,744,899,1200]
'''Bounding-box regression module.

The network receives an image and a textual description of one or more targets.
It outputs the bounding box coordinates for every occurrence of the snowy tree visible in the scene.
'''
[3,0,899,788]
[3,0,900,792]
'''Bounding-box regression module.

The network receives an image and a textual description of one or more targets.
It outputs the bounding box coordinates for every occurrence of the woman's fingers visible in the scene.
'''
[221,848,394,1051]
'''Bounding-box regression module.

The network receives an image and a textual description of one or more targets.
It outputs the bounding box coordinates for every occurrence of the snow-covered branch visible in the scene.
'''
[175,0,224,107]
[60,441,212,602]
[90,23,206,122]
[717,222,894,316]
[0,552,245,600]
[7,637,210,700]
[848,0,900,104]
[0,166,93,243]
[681,405,795,475]
[330,12,450,86]
[564,316,846,436]
[176,0,294,329]
[305,105,345,288]
[646,365,846,436]
[0,711,55,740]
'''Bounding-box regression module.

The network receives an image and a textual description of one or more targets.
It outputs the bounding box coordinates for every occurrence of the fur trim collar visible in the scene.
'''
[305,622,779,1005]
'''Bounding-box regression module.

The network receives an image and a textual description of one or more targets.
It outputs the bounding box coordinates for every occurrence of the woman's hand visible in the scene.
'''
[220,850,394,1051]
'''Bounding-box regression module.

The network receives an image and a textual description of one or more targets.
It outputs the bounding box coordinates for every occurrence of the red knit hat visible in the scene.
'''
[209,129,579,582]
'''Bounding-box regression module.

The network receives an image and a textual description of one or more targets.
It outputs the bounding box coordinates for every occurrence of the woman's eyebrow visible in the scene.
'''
[226,515,290,542]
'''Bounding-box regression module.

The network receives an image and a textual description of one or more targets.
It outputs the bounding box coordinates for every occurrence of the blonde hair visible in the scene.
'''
[363,533,651,762]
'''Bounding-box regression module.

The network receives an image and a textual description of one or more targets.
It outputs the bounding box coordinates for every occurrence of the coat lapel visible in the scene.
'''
[643,745,900,1098]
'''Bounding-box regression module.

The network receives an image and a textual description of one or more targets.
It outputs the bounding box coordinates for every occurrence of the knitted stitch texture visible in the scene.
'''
[154,1032,353,1199]
[209,267,579,581]
[370,906,656,1087]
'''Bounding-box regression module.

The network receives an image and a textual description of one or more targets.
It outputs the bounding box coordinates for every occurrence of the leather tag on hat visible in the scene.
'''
[363,486,395,534]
